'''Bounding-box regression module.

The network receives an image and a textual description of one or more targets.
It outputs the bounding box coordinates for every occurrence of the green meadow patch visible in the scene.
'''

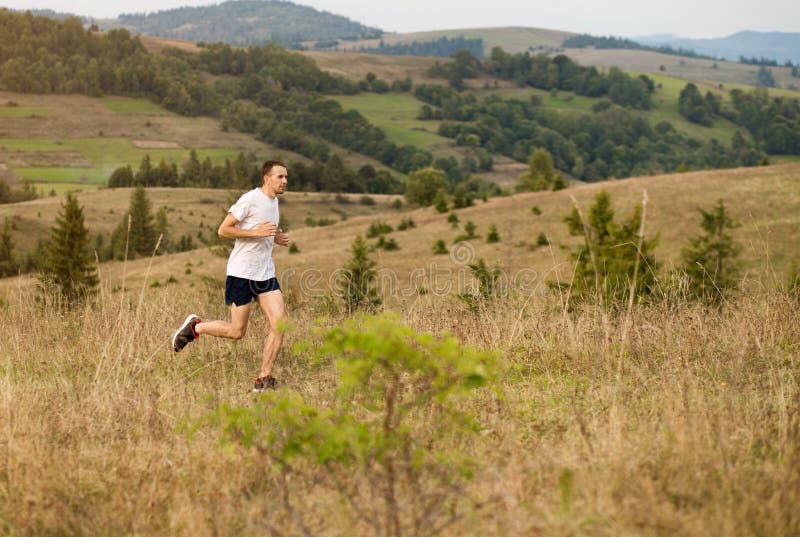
[0,139,67,151]
[334,93,449,147]
[100,96,167,114]
[480,87,599,113]
[3,136,246,186]
[15,167,106,184]
[0,106,50,117]
[772,155,800,163]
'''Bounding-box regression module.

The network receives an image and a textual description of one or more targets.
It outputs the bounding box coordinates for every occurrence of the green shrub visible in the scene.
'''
[197,314,499,536]
[486,224,500,243]
[366,221,393,238]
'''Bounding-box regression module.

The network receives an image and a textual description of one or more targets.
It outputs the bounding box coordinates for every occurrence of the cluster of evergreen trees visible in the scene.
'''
[108,151,404,194]
[678,83,721,126]
[108,151,260,189]
[739,56,796,67]
[0,178,38,205]
[414,84,763,180]
[677,83,800,154]
[727,89,800,153]
[356,36,484,59]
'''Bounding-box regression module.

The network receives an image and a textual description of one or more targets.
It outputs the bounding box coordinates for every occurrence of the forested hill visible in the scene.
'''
[103,0,383,47]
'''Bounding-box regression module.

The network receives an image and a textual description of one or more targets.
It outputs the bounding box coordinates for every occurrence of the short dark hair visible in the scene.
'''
[262,160,287,177]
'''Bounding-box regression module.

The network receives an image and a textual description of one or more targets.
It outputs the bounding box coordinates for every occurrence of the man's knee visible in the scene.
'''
[230,326,246,339]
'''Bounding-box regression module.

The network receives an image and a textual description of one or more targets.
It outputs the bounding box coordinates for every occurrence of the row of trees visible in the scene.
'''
[107,152,409,194]
[108,151,259,189]
[354,36,484,59]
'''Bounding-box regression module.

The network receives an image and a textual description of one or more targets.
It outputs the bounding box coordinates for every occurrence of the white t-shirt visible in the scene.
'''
[226,188,280,281]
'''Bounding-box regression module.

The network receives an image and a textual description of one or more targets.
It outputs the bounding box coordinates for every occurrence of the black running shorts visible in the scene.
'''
[225,275,281,306]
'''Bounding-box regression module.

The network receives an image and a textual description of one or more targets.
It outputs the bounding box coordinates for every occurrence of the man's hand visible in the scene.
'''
[254,221,278,238]
[275,228,291,247]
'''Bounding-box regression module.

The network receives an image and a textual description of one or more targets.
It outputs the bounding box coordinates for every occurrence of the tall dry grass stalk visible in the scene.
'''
[1,275,798,535]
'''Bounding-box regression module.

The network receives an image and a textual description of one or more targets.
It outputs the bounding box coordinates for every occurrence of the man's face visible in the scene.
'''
[264,166,288,195]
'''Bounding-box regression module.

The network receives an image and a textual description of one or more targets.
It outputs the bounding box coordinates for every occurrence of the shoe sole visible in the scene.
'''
[172,314,199,352]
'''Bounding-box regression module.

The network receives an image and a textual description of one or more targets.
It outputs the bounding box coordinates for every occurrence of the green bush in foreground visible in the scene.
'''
[199,314,499,537]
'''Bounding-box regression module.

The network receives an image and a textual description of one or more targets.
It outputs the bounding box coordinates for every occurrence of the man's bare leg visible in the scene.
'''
[195,303,251,340]
[256,290,286,378]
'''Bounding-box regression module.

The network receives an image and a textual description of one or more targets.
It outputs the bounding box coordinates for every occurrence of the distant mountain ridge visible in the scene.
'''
[636,31,800,64]
[99,0,383,47]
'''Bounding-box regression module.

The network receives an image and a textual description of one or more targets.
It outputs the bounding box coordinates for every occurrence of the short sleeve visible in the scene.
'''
[228,194,250,222]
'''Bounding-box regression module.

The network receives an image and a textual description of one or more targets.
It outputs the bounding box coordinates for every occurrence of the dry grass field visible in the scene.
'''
[1,164,800,535]
[1,233,798,535]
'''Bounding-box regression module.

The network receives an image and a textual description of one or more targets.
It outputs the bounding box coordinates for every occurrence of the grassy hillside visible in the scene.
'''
[329,26,576,56]
[301,50,442,82]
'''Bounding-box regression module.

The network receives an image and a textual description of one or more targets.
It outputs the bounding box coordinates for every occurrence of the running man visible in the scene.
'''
[172,160,290,392]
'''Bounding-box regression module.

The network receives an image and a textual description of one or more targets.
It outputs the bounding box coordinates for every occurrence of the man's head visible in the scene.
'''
[262,160,288,197]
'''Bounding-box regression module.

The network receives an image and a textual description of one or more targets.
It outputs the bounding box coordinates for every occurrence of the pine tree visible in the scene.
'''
[155,207,170,252]
[181,149,202,186]
[562,191,658,305]
[40,193,98,304]
[517,148,557,192]
[134,155,153,186]
[681,199,741,303]
[339,234,381,312]
[233,152,252,189]
[112,186,158,259]
[0,217,17,277]
[433,189,449,213]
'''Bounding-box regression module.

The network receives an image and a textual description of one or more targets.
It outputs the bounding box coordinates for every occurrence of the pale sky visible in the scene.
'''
[2,0,799,39]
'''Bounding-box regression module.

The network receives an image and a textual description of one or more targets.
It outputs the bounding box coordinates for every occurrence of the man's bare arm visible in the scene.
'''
[218,213,278,239]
